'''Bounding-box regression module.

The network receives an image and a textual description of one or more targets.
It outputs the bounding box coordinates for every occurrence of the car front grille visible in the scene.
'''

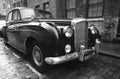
[74,21,88,52]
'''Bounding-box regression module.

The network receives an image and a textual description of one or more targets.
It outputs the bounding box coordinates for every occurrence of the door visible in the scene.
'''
[6,10,17,46]
[117,14,120,33]
[13,9,26,51]
[116,10,120,37]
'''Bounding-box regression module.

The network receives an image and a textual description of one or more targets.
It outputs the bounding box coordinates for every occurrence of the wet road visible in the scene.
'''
[0,38,120,79]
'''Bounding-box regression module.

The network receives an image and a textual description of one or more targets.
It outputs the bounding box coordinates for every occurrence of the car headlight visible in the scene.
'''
[64,27,73,38]
[65,44,71,53]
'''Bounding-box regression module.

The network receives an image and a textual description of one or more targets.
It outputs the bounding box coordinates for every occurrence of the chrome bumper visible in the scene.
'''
[45,52,79,65]
[45,42,100,65]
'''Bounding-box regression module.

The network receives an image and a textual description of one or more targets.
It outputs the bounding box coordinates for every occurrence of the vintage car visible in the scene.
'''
[3,7,101,72]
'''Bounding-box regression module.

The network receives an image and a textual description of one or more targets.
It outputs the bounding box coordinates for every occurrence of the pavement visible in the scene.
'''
[0,38,120,79]
[0,38,40,79]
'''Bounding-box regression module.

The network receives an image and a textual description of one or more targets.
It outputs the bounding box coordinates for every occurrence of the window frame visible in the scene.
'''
[12,9,22,21]
[12,10,18,21]
[6,11,13,22]
[66,0,76,19]
[43,2,49,11]
[17,10,21,20]
[20,8,35,20]
[87,0,104,18]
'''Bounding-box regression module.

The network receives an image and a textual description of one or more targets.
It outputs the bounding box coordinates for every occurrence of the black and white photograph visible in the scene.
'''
[0,0,120,79]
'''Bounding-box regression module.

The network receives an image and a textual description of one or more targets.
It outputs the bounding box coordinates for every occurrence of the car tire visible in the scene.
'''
[30,41,48,73]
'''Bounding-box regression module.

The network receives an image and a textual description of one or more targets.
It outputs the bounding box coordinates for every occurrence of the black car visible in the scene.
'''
[3,7,101,72]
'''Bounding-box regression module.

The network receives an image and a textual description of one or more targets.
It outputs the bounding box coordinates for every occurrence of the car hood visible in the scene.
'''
[38,19,72,25]
[38,19,72,22]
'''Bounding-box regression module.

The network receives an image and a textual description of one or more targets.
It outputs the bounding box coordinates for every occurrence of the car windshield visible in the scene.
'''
[20,8,53,20]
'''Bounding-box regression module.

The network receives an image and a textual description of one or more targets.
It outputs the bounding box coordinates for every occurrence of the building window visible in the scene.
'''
[3,3,5,9]
[87,0,104,18]
[13,2,20,7]
[21,0,27,7]
[66,0,76,19]
[44,2,49,11]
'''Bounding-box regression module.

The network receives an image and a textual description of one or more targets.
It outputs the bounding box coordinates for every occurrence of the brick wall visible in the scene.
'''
[104,0,120,18]
[56,0,87,18]
[49,0,57,18]
[26,0,43,9]
[26,0,57,18]
[5,0,14,13]
[56,0,66,18]
[21,0,120,41]
[0,0,6,15]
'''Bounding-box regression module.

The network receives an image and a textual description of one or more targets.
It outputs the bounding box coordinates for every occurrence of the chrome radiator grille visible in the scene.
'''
[74,21,88,52]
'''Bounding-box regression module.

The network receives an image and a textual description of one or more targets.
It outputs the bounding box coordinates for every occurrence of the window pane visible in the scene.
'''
[7,12,12,21]
[66,0,70,9]
[67,9,75,19]
[88,0,103,17]
[66,0,76,9]
[17,11,21,20]
[44,2,49,11]
[13,10,18,20]
[66,0,76,18]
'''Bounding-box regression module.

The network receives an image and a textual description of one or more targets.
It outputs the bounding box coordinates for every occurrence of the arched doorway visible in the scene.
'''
[116,10,120,37]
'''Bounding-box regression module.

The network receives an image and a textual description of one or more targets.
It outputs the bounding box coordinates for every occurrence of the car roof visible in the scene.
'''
[8,7,51,14]
[8,7,32,12]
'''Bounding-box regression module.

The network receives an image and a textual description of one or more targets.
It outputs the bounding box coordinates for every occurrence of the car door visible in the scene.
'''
[6,10,17,46]
[13,9,26,51]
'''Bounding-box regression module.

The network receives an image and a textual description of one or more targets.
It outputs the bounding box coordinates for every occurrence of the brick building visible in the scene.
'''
[26,0,120,40]
[4,0,120,41]
[26,0,57,19]
[5,0,26,14]
[0,0,6,20]
[0,0,6,15]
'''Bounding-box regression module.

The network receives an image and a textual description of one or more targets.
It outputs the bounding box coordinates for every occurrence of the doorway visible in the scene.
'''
[117,10,120,34]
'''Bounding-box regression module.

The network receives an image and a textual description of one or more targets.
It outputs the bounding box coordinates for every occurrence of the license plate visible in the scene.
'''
[84,52,95,60]
[79,51,95,61]
[65,53,78,59]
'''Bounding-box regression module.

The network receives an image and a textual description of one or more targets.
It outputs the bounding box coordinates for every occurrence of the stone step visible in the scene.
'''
[116,33,120,37]
[100,50,120,58]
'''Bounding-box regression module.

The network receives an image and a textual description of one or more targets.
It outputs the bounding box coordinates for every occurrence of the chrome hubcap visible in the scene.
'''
[32,45,43,66]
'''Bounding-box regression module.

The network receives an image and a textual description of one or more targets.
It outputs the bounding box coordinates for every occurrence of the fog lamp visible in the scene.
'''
[65,44,71,53]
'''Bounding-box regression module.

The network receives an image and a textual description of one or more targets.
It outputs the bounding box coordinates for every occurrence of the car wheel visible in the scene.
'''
[30,41,47,72]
